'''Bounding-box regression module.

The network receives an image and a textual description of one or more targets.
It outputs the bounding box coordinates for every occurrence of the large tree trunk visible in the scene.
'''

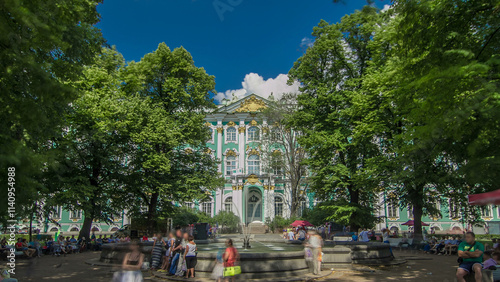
[147,192,159,234]
[412,202,424,244]
[349,185,360,231]
[79,214,93,241]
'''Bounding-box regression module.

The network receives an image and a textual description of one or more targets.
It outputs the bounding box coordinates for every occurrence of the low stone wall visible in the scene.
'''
[100,242,153,264]
[100,241,396,278]
[195,251,309,279]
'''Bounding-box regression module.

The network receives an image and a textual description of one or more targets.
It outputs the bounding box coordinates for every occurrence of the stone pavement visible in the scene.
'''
[150,269,334,282]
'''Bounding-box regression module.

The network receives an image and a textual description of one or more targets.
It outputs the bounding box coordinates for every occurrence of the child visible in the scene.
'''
[211,248,224,282]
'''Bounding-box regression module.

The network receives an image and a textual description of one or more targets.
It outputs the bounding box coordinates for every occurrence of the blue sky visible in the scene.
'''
[96,0,388,102]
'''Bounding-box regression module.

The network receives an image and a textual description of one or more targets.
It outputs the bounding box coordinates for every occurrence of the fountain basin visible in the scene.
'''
[100,240,399,279]
[100,242,153,264]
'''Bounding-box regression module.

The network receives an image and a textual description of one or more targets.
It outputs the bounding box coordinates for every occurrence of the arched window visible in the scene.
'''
[275,197,283,217]
[69,226,79,232]
[248,155,260,175]
[248,126,259,141]
[226,127,237,141]
[225,197,233,212]
[226,155,237,175]
[50,227,59,232]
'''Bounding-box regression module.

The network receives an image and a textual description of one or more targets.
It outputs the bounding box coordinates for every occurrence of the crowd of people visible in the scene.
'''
[113,229,241,282]
[0,233,132,259]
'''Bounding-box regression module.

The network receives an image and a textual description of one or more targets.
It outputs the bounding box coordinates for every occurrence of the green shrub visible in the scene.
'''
[212,211,240,233]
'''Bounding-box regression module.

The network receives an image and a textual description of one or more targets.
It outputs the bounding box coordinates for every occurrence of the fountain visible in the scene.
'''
[95,198,402,279]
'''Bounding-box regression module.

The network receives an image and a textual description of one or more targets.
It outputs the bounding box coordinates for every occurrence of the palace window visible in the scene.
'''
[271,151,283,175]
[430,201,442,220]
[387,199,399,218]
[407,206,413,219]
[202,202,212,216]
[449,199,460,219]
[226,127,237,141]
[271,127,280,141]
[208,128,213,142]
[275,197,283,217]
[248,155,260,175]
[225,197,232,212]
[70,210,82,219]
[51,206,62,219]
[481,205,493,218]
[299,197,307,216]
[248,126,259,141]
[226,155,237,175]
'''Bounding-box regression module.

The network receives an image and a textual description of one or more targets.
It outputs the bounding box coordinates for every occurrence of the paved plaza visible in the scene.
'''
[8,249,458,281]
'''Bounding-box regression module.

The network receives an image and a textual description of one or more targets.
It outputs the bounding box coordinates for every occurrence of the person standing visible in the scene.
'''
[298,228,306,241]
[175,232,189,277]
[359,229,370,242]
[113,241,144,282]
[160,232,175,272]
[306,230,323,275]
[184,235,197,279]
[169,230,183,275]
[223,239,240,282]
[151,233,164,270]
[456,232,484,282]
[383,229,394,258]
[211,248,225,282]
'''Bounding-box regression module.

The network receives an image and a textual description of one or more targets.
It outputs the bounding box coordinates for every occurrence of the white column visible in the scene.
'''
[215,120,223,214]
[238,120,245,174]
[269,187,275,220]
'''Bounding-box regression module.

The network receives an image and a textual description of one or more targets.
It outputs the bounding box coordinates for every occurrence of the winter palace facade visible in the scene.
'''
[13,94,500,234]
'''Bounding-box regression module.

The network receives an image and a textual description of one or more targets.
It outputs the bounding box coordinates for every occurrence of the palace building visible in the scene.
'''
[199,94,313,227]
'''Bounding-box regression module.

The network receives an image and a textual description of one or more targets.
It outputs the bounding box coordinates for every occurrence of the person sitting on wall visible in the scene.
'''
[482,250,499,269]
[456,231,484,282]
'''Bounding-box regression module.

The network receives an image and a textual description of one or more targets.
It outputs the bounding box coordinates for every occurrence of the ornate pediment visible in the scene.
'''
[248,148,260,156]
[235,96,267,113]
[246,174,262,185]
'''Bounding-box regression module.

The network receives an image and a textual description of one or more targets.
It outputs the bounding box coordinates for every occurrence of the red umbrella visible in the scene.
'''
[401,220,429,226]
[290,220,314,227]
[468,189,500,205]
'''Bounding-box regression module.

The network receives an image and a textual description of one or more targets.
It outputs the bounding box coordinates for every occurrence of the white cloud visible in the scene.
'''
[215,73,300,103]
[382,4,392,12]
[300,37,314,49]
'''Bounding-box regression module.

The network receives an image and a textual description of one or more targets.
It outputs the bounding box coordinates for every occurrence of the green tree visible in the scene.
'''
[258,93,308,217]
[47,48,133,240]
[288,6,384,230]
[0,0,104,225]
[361,0,500,241]
[121,43,223,232]
[212,211,240,233]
